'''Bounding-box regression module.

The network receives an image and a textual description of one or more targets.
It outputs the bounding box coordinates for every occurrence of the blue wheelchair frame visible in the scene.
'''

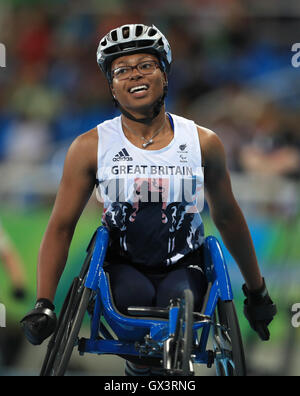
[78,226,234,368]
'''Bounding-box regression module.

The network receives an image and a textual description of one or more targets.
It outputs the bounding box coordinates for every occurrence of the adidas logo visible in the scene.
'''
[113,148,133,162]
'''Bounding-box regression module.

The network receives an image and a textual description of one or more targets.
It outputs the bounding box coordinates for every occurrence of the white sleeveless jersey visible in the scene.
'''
[96,113,204,269]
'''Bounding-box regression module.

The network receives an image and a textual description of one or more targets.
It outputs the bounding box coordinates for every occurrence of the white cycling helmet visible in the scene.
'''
[97,24,172,82]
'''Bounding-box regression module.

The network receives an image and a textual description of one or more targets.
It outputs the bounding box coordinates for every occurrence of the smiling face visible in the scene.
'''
[110,53,167,116]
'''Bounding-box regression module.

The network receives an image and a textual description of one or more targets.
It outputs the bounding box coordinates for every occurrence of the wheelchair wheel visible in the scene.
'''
[40,280,92,376]
[212,300,247,376]
[164,289,194,376]
[40,233,97,376]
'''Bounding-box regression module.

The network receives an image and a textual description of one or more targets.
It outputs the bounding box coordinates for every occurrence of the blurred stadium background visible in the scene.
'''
[0,0,299,376]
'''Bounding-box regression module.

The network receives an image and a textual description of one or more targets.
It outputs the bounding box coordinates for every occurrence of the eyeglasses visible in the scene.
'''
[111,60,160,81]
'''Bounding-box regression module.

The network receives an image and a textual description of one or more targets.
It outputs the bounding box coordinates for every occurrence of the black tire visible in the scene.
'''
[212,300,247,376]
[53,286,92,376]
[40,233,97,376]
[40,281,92,376]
[181,289,194,375]
[40,277,78,376]
[165,289,194,376]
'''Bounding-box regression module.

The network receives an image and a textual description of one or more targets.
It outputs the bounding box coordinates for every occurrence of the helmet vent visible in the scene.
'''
[135,25,143,37]
[105,44,121,54]
[148,28,157,37]
[122,26,130,39]
[111,30,118,41]
[119,42,136,50]
[137,39,155,47]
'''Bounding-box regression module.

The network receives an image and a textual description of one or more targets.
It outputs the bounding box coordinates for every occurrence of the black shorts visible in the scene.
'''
[104,250,208,315]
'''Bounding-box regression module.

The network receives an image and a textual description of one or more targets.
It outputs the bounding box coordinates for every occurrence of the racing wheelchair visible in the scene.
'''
[40,226,247,376]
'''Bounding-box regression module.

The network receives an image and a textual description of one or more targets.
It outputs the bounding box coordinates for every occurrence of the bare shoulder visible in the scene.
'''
[196,125,226,167]
[66,127,98,172]
[71,127,98,151]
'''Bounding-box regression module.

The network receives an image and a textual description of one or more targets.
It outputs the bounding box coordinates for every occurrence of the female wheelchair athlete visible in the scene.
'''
[40,226,247,377]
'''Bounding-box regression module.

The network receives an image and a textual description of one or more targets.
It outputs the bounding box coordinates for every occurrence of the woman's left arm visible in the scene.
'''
[200,127,277,340]
[200,127,263,290]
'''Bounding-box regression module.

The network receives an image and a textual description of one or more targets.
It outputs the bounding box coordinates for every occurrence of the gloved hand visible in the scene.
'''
[20,298,57,345]
[242,278,277,341]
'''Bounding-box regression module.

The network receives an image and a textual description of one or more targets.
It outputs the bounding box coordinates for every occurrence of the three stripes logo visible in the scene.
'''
[113,148,133,162]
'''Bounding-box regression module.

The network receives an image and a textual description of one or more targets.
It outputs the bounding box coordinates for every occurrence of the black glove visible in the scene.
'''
[242,278,277,341]
[20,298,57,345]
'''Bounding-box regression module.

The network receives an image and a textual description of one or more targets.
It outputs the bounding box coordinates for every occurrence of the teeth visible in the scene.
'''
[130,85,148,93]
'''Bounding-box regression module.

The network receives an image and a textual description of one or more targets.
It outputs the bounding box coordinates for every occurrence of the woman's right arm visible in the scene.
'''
[37,129,98,302]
